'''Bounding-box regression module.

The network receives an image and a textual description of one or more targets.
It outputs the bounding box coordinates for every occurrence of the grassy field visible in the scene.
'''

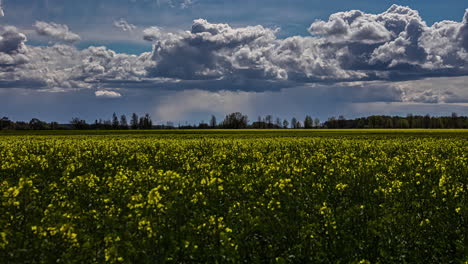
[0,130,466,263]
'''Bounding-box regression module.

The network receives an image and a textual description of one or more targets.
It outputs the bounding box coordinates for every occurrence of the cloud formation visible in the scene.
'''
[143,26,167,42]
[0,0,4,17]
[0,5,467,107]
[34,21,81,43]
[0,26,29,66]
[0,42,151,91]
[95,90,122,98]
[113,19,137,32]
[309,5,468,76]
[144,6,468,83]
[146,19,284,80]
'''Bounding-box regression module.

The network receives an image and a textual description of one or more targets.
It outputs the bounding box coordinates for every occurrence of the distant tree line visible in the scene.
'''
[1,112,468,130]
[0,113,156,131]
[70,113,156,130]
[323,113,468,129]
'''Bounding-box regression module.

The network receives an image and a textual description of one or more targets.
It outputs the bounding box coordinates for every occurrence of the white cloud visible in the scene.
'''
[146,19,286,80]
[34,21,81,43]
[113,19,137,32]
[0,43,152,91]
[95,90,122,98]
[143,26,171,42]
[0,0,4,17]
[309,5,468,75]
[0,26,27,53]
[0,26,29,66]
[142,27,159,42]
[309,9,394,44]
[458,9,468,51]
[144,6,468,82]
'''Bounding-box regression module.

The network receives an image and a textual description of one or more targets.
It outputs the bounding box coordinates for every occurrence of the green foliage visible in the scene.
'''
[221,112,249,129]
[304,116,314,129]
[0,132,466,263]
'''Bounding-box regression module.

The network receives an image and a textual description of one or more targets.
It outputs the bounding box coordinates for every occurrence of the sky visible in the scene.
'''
[0,0,468,124]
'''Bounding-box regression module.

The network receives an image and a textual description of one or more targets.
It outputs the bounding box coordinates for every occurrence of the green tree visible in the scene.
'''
[139,114,153,129]
[304,115,313,129]
[112,113,119,129]
[221,112,248,129]
[70,118,88,130]
[131,113,139,129]
[120,115,128,129]
[276,117,282,128]
[0,117,11,130]
[29,118,48,130]
[265,115,273,128]
[314,118,320,128]
[291,117,298,129]
[210,115,217,128]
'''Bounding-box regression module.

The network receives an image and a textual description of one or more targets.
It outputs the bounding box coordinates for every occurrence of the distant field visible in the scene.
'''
[0,130,466,263]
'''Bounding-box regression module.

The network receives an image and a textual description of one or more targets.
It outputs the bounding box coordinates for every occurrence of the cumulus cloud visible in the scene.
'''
[308,5,468,77]
[0,43,152,91]
[143,26,168,42]
[1,4,468,108]
[458,9,468,51]
[95,90,122,98]
[34,21,81,43]
[0,0,4,17]
[113,19,137,32]
[144,6,468,83]
[309,5,423,43]
[0,26,27,53]
[146,19,285,80]
[309,10,393,44]
[0,26,29,66]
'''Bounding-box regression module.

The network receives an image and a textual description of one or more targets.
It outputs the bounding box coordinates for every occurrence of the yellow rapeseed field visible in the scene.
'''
[0,131,466,263]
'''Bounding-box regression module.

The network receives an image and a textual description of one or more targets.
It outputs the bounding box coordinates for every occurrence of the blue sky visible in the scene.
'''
[1,0,468,124]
